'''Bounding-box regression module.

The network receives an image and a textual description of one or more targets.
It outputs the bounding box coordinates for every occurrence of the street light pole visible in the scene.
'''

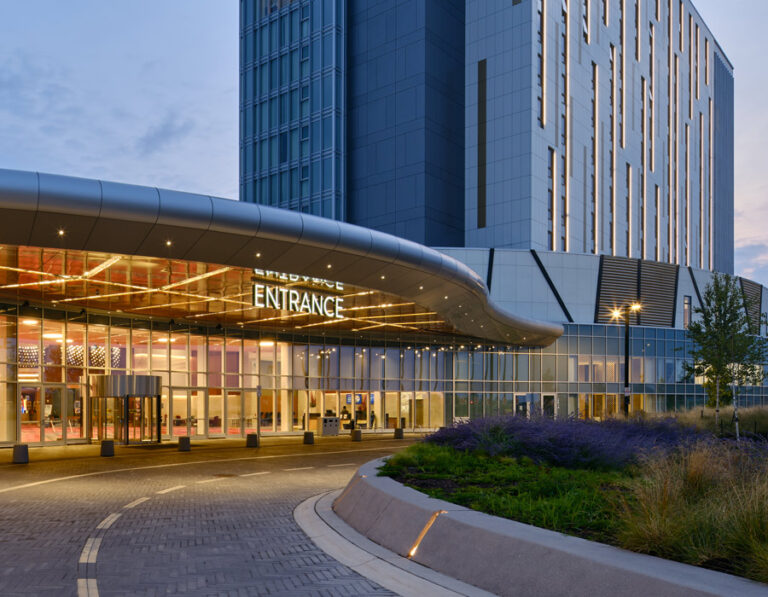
[612,303,641,418]
[623,309,630,417]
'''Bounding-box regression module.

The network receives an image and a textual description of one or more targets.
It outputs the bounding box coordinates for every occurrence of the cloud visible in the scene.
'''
[135,112,195,156]
[735,242,768,287]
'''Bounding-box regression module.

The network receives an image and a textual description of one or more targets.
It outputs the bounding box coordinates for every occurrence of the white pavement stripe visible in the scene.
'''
[156,485,186,494]
[284,466,314,471]
[327,463,356,467]
[239,471,271,477]
[77,578,99,597]
[196,478,221,484]
[123,497,150,509]
[96,513,121,530]
[78,537,102,565]
[0,445,406,494]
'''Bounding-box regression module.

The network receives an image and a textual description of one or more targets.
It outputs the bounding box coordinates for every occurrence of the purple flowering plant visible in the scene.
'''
[424,416,711,470]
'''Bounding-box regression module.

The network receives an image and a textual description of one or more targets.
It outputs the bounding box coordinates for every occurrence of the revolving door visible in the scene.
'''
[88,375,162,445]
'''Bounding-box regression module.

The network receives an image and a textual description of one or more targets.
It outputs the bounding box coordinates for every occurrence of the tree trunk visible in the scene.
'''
[733,379,740,442]
[715,377,720,430]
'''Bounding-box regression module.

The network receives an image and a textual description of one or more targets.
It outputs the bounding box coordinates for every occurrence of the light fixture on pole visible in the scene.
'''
[611,302,642,417]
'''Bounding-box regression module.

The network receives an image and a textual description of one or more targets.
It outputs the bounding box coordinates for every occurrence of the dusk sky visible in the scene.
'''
[0,1,765,284]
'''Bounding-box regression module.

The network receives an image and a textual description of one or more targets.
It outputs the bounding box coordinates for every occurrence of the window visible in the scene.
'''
[683,296,691,329]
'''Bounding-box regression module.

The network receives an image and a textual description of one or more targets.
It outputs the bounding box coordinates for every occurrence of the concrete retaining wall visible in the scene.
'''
[333,458,768,597]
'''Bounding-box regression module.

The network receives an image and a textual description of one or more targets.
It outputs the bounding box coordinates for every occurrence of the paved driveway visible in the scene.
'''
[0,437,412,596]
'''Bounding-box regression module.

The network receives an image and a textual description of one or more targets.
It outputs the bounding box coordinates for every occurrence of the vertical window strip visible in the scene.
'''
[635,0,641,61]
[705,38,709,86]
[626,163,632,257]
[649,23,655,171]
[708,97,713,270]
[685,122,690,266]
[688,14,693,119]
[610,44,617,255]
[679,0,684,52]
[695,25,700,99]
[477,60,487,230]
[667,0,674,264]
[656,0,661,21]
[548,147,557,250]
[620,0,626,148]
[538,0,547,127]
[561,0,570,251]
[675,54,680,264]
[592,62,599,254]
[583,0,590,43]
[641,76,647,258]
[602,0,609,26]
[655,185,661,261]
[699,112,704,268]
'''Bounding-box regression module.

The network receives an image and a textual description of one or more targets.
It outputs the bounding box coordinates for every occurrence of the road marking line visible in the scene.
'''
[96,513,121,530]
[77,578,99,597]
[196,478,221,484]
[78,537,101,564]
[240,471,270,477]
[284,466,314,471]
[156,485,186,494]
[123,497,150,509]
[0,445,407,494]
[327,463,356,467]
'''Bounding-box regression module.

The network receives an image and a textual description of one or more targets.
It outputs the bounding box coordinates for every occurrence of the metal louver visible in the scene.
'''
[639,261,678,327]
[740,277,763,333]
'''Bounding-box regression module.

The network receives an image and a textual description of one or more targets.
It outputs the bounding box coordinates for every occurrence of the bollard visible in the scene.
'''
[100,440,115,457]
[178,436,191,452]
[351,429,362,442]
[394,428,404,439]
[303,431,314,445]
[246,433,260,448]
[12,444,29,464]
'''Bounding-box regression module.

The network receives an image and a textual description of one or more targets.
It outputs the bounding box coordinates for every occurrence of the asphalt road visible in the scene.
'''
[0,436,415,596]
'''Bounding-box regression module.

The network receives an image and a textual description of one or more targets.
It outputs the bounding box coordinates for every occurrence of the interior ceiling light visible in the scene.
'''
[259,340,275,347]
[57,229,65,236]
[21,319,38,325]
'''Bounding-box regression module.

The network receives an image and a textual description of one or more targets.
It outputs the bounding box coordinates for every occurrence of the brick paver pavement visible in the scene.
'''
[0,436,414,596]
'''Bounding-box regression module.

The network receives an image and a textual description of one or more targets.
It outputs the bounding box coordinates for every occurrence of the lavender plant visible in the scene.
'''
[426,416,710,470]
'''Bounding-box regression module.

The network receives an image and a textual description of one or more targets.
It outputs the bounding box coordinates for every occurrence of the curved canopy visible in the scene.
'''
[0,169,562,345]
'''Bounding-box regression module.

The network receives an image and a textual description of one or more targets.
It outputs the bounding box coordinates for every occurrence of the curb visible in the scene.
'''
[332,458,768,597]
[294,490,494,597]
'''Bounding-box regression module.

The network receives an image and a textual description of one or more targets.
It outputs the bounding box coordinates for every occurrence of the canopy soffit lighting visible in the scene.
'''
[0,169,562,346]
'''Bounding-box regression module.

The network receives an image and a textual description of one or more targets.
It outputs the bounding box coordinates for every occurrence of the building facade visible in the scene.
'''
[465,0,734,274]
[0,169,763,449]
[240,0,468,246]
[240,0,734,272]
[240,0,347,220]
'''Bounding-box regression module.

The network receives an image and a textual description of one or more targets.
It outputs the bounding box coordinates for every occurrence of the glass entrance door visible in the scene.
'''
[21,384,78,444]
[171,389,206,437]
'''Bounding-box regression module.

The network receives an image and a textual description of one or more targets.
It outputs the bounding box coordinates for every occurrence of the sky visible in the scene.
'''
[0,1,765,285]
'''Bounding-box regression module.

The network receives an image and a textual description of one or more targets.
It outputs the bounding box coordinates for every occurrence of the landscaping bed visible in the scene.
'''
[379,416,768,584]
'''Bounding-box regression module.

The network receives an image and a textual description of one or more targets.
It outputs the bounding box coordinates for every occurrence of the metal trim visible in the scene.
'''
[0,168,563,346]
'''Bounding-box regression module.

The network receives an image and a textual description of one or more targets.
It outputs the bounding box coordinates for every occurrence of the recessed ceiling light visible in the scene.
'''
[22,319,38,325]
[380,275,385,280]
[256,252,262,258]
[57,229,65,236]
[327,263,332,269]
[165,240,172,247]
[419,285,423,290]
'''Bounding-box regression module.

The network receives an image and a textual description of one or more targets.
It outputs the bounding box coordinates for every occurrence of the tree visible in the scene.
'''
[683,273,768,433]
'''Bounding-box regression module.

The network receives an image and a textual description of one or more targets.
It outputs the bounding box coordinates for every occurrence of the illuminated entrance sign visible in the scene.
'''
[253,269,344,318]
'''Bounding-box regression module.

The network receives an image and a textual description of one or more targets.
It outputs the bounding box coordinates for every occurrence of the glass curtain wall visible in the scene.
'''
[4,308,768,445]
